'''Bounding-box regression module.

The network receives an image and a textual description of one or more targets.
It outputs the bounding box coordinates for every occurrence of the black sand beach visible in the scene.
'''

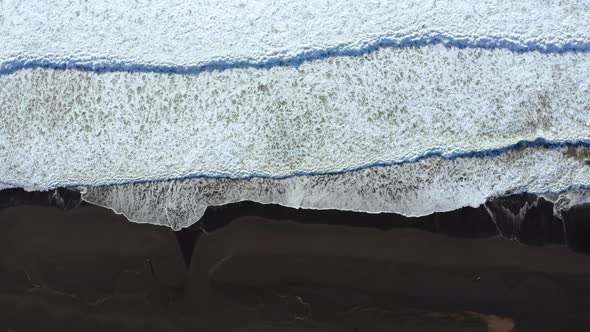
[0,189,589,331]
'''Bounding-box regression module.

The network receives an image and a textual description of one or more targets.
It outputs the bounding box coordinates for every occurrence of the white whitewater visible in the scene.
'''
[1,0,589,229]
[2,45,589,190]
[1,0,589,69]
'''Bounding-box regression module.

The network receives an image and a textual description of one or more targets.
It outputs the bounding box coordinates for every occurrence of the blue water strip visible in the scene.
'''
[1,34,590,76]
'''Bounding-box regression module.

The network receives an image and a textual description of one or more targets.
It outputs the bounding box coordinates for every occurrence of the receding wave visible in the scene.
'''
[82,146,590,230]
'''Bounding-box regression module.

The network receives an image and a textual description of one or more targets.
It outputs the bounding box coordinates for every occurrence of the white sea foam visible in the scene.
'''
[548,191,590,219]
[1,0,589,69]
[82,147,590,230]
[2,1,590,229]
[1,45,589,190]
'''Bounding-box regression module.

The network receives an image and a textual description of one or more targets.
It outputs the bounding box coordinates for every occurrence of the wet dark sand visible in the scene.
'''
[0,190,589,331]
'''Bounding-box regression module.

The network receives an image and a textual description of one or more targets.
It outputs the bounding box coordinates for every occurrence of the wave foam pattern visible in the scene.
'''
[81,146,590,230]
[546,191,590,219]
[1,0,590,74]
[2,45,590,190]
